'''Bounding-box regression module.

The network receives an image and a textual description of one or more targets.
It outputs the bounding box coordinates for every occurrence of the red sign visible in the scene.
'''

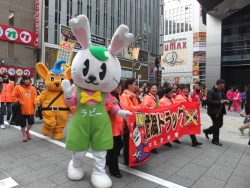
[0,24,34,46]
[0,66,34,77]
[128,102,201,167]
[34,0,40,48]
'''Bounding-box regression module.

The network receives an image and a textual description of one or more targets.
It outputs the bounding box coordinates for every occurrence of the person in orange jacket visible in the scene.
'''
[141,83,160,154]
[120,77,138,165]
[12,75,37,142]
[106,81,126,178]
[159,87,181,146]
[159,87,177,107]
[0,72,14,129]
[175,85,202,147]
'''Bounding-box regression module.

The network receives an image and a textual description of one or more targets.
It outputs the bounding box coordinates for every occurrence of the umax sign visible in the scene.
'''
[0,66,34,77]
[0,24,34,46]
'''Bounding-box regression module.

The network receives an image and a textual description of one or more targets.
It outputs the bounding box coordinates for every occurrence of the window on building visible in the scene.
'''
[111,0,115,35]
[8,42,14,57]
[169,9,172,34]
[189,4,193,31]
[96,0,100,35]
[87,0,92,24]
[45,0,49,7]
[185,5,188,32]
[103,0,108,38]
[181,6,185,32]
[44,28,48,42]
[177,8,180,33]
[9,11,14,26]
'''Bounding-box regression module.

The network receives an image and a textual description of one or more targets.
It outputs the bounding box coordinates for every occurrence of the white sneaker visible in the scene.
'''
[4,121,9,125]
[1,125,5,129]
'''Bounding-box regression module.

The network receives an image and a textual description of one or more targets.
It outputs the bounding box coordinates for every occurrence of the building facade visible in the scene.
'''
[39,0,160,85]
[0,0,37,83]
[161,0,206,86]
[198,0,250,90]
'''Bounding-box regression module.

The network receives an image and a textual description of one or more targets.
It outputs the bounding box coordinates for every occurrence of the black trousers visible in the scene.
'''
[123,132,129,165]
[190,134,198,143]
[204,115,223,142]
[241,99,245,110]
[228,101,233,109]
[106,135,123,175]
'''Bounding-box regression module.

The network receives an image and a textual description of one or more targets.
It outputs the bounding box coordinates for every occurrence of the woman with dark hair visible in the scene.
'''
[175,85,203,147]
[106,81,125,178]
[140,86,149,99]
[120,78,139,165]
[12,75,37,142]
[141,83,159,153]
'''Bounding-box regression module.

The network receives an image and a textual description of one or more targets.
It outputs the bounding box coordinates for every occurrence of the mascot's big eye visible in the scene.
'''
[50,76,55,81]
[83,59,89,77]
[99,63,106,81]
[60,77,64,82]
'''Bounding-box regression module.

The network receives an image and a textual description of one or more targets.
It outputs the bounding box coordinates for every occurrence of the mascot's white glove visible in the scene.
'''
[117,110,132,120]
[61,80,75,98]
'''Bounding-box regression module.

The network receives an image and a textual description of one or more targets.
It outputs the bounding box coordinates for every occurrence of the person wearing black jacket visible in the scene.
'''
[203,79,228,146]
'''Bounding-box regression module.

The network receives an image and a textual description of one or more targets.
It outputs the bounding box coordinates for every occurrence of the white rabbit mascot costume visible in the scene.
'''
[61,15,133,188]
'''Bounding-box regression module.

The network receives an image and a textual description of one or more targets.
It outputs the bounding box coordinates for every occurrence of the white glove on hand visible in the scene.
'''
[117,110,132,120]
[61,80,75,98]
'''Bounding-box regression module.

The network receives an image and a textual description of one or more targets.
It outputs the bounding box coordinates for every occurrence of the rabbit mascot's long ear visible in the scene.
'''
[108,24,133,56]
[68,15,133,92]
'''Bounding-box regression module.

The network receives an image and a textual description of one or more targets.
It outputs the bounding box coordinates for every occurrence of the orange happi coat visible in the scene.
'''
[159,96,177,107]
[141,92,159,108]
[105,96,124,136]
[12,84,37,115]
[175,93,192,102]
[120,89,139,111]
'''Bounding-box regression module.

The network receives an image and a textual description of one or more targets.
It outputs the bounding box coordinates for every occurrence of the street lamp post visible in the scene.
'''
[128,33,147,78]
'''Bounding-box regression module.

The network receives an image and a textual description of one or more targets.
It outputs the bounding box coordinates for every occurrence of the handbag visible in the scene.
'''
[10,103,22,126]
[243,117,250,124]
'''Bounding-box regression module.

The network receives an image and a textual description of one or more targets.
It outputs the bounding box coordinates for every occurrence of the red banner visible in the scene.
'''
[128,102,201,167]
[34,0,40,48]
[0,66,34,77]
[0,24,34,46]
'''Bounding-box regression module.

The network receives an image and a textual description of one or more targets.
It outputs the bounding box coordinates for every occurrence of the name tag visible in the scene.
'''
[25,93,30,98]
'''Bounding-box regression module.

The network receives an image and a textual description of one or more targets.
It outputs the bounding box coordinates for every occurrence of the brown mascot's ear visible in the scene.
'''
[36,62,48,80]
[65,66,71,80]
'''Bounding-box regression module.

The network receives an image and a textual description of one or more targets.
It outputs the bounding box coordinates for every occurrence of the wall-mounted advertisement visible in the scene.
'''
[161,37,187,67]
[148,54,158,83]
[60,25,106,49]
[162,74,192,84]
[193,32,206,78]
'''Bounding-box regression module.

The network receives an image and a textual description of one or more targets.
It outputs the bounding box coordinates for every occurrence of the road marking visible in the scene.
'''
[10,125,186,188]
[0,177,18,188]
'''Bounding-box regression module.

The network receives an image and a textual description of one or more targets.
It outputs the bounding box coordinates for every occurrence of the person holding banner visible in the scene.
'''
[106,81,124,178]
[121,78,139,165]
[141,83,159,153]
[175,85,203,147]
[159,87,181,146]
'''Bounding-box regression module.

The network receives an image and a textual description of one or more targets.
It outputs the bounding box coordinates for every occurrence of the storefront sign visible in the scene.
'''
[193,32,206,37]
[193,42,206,47]
[0,66,34,77]
[193,37,206,42]
[60,25,106,49]
[57,41,74,66]
[164,41,186,51]
[34,0,40,49]
[138,50,148,62]
[128,102,200,166]
[0,24,34,46]
[121,69,133,78]
[132,47,140,60]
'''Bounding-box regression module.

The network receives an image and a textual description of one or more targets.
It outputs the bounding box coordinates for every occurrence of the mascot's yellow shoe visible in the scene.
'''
[52,132,64,140]
[41,126,53,136]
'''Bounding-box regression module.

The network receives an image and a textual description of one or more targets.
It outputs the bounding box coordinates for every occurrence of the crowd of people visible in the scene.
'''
[1,73,249,179]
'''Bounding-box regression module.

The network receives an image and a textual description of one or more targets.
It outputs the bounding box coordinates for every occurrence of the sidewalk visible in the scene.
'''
[0,110,249,188]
